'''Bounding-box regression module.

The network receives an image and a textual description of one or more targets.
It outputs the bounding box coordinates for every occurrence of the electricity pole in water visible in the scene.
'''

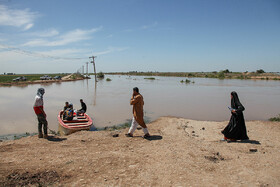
[89,56,97,82]
[86,62,89,77]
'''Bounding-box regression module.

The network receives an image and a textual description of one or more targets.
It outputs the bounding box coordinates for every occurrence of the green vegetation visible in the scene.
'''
[144,77,155,80]
[217,71,225,79]
[71,73,85,80]
[102,117,151,131]
[0,73,69,83]
[105,123,131,131]
[106,78,112,81]
[180,79,193,84]
[269,114,280,122]
[97,72,105,79]
[256,69,265,74]
[0,132,37,141]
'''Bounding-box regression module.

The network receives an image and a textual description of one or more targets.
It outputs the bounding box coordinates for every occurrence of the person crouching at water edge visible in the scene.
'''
[33,88,48,139]
[126,87,150,138]
[221,91,249,142]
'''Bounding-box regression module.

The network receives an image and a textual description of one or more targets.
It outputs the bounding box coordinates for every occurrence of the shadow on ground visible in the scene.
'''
[144,135,163,141]
[228,139,261,145]
[47,136,67,142]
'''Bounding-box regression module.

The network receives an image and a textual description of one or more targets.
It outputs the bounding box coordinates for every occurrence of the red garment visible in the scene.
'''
[34,106,43,115]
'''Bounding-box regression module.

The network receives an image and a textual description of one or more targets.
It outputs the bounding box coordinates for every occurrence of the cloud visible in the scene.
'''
[93,47,129,56]
[0,43,90,60]
[141,22,158,30]
[0,5,38,30]
[123,22,158,32]
[39,48,91,58]
[23,27,102,47]
[31,28,60,37]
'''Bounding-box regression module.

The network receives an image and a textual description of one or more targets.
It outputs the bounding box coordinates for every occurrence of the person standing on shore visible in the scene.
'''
[33,88,48,139]
[126,87,150,138]
[221,91,249,142]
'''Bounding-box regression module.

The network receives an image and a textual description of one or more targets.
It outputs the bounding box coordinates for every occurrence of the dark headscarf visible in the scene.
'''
[231,91,243,109]
[37,88,45,99]
[133,87,139,93]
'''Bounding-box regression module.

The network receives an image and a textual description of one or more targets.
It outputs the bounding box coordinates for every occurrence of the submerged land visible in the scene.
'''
[107,70,280,80]
[0,117,279,186]
[1,70,279,87]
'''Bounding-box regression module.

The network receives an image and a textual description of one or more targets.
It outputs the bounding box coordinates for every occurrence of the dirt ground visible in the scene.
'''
[0,117,279,186]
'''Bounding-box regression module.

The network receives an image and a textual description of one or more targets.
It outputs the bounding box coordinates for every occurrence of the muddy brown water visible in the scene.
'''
[0,75,279,136]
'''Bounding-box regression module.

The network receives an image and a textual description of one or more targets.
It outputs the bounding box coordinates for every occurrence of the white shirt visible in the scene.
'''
[34,95,43,107]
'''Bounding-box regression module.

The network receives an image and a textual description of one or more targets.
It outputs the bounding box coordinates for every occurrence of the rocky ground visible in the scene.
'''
[0,117,279,186]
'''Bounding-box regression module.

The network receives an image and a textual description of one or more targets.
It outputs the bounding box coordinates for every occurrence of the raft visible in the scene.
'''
[58,110,93,135]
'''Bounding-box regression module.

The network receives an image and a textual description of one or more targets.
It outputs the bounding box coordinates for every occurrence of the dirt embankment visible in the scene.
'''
[0,74,87,87]
[0,117,279,186]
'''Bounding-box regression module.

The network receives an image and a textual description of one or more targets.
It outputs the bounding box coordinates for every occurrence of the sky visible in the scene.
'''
[0,0,279,73]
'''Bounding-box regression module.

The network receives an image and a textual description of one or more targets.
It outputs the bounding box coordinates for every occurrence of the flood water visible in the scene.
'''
[0,75,280,136]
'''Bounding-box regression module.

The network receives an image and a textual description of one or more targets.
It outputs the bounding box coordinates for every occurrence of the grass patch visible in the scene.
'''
[100,117,151,131]
[269,114,280,122]
[106,78,112,81]
[70,73,84,80]
[144,77,155,80]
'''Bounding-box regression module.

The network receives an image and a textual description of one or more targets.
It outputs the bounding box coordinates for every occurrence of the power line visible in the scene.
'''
[0,43,88,60]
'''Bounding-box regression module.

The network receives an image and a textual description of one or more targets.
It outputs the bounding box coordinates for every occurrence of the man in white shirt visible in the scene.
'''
[33,88,48,138]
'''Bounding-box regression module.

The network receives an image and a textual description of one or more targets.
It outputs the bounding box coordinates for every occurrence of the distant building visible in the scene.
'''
[7,73,15,75]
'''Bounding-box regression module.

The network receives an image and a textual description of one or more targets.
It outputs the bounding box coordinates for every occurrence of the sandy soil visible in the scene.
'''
[0,117,279,186]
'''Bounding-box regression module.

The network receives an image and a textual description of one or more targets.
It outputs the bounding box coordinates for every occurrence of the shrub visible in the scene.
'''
[223,69,230,73]
[256,69,265,74]
[218,71,225,79]
[106,78,112,81]
[269,114,280,122]
[144,77,155,80]
[180,79,191,83]
[97,72,105,79]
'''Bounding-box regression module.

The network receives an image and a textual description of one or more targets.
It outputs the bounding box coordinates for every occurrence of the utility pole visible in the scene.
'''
[82,65,84,75]
[86,62,89,77]
[89,56,97,82]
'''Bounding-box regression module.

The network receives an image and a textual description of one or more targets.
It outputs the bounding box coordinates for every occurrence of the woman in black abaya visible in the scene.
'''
[222,91,249,141]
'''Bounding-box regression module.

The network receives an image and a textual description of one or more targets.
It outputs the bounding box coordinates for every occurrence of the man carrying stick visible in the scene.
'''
[126,87,150,138]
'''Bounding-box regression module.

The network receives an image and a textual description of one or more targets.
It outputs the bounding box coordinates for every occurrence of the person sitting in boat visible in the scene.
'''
[64,102,69,111]
[65,103,74,121]
[77,99,87,115]
[62,102,69,119]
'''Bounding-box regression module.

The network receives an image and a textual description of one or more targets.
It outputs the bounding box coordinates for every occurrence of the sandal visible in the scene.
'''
[125,133,133,137]
[143,133,151,138]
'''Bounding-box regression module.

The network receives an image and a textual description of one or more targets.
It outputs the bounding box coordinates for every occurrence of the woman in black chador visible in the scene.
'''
[222,91,249,141]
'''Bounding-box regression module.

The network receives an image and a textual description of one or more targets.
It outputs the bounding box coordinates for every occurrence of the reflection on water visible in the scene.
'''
[0,75,280,136]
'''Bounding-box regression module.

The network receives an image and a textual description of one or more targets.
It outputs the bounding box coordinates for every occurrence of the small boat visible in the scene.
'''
[58,110,93,135]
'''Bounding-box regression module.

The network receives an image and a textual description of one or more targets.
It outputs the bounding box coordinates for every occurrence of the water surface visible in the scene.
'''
[0,75,279,136]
